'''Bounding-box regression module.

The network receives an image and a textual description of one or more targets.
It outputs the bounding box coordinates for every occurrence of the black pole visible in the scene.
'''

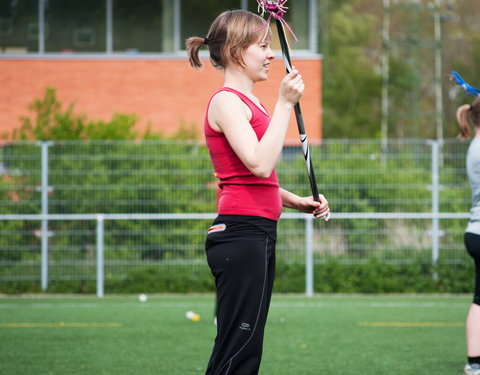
[275,18,320,201]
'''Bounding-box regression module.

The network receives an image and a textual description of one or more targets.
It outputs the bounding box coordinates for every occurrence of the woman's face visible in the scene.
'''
[241,37,275,82]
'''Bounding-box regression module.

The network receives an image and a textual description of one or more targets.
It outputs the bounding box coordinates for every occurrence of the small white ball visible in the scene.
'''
[138,294,148,302]
[185,311,201,321]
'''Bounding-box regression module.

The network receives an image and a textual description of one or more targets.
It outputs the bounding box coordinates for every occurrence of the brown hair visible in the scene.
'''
[186,10,271,71]
[457,96,480,139]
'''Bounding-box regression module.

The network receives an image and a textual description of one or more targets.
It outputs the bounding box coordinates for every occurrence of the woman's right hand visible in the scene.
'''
[279,68,304,107]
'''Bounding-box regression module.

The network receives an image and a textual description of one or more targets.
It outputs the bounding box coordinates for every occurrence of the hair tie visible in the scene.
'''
[203,37,209,45]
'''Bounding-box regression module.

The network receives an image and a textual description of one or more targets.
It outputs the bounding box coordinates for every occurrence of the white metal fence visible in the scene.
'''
[0,139,473,295]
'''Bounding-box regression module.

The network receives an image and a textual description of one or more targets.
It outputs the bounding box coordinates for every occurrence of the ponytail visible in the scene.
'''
[457,104,472,139]
[457,97,480,139]
[186,37,206,70]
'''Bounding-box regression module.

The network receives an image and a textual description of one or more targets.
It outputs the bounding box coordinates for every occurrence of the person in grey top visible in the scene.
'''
[458,96,480,375]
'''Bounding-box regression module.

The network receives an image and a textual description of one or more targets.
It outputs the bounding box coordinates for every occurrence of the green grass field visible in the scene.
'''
[0,294,471,374]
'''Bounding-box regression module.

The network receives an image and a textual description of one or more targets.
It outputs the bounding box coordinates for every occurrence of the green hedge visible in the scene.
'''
[1,260,474,295]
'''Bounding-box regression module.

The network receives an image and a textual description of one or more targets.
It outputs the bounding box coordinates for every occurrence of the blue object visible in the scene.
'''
[451,70,480,97]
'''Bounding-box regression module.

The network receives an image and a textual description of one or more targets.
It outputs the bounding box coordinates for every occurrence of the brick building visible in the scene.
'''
[0,0,322,143]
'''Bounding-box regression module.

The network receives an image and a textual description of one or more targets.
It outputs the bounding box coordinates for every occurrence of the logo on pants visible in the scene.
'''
[207,224,226,234]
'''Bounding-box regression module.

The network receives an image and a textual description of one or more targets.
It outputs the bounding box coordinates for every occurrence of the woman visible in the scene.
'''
[186,10,330,375]
[457,96,480,375]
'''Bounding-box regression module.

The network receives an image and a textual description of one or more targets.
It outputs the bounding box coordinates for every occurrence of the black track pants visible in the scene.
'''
[465,232,480,305]
[205,215,277,375]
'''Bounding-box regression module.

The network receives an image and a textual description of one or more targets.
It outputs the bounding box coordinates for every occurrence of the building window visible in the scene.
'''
[113,0,165,53]
[0,0,38,54]
[180,0,312,52]
[0,0,316,56]
[44,0,106,53]
[180,0,239,45]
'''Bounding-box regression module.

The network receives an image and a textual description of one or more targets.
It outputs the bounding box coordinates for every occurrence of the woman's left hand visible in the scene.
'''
[298,194,330,221]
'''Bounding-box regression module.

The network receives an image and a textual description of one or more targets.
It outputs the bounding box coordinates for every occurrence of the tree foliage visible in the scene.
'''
[321,0,480,139]
[321,1,382,139]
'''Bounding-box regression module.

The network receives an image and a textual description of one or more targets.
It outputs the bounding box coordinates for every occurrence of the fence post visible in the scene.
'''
[96,214,105,298]
[305,215,314,297]
[429,140,440,275]
[39,141,52,291]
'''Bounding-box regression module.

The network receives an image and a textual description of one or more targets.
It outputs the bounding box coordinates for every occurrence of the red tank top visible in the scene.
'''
[205,87,282,221]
